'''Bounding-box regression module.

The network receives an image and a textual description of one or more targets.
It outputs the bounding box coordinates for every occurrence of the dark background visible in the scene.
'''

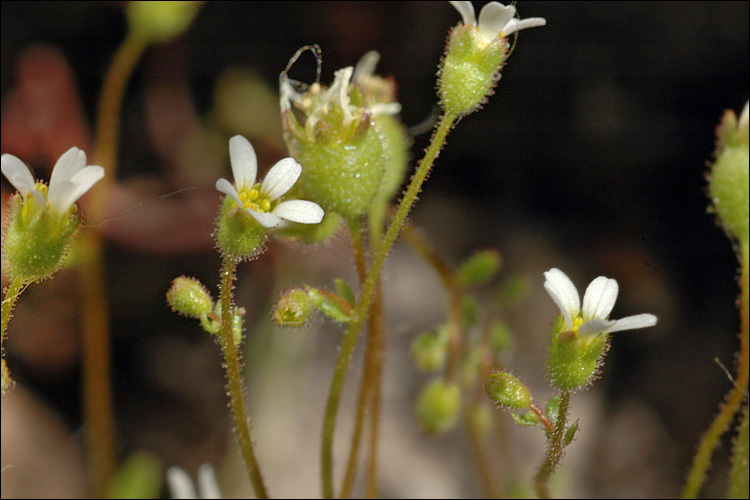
[1,2,748,498]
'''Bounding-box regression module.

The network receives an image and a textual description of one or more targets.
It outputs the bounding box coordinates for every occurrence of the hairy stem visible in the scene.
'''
[534,389,571,499]
[1,277,25,358]
[218,257,268,499]
[321,111,458,498]
[682,241,750,498]
[339,218,369,498]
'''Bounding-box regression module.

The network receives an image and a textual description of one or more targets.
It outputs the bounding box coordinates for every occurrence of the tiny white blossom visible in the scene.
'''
[1,147,104,217]
[543,268,657,336]
[167,464,221,500]
[215,135,324,228]
[449,1,546,42]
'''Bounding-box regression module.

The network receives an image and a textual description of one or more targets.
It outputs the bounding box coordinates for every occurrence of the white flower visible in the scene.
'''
[1,147,104,217]
[543,268,657,336]
[215,135,324,228]
[449,1,546,42]
[167,464,221,499]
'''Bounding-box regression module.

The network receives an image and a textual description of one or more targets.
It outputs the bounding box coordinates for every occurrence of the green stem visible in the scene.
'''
[1,277,26,358]
[464,404,500,499]
[682,241,750,498]
[534,390,571,499]
[81,32,148,497]
[321,111,458,498]
[218,257,268,499]
[339,219,369,499]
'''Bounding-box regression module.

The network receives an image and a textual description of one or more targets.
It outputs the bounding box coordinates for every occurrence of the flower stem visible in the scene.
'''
[534,389,571,499]
[80,32,148,497]
[218,256,268,499]
[321,111,458,498]
[364,286,384,499]
[682,241,750,499]
[339,218,371,498]
[1,277,26,358]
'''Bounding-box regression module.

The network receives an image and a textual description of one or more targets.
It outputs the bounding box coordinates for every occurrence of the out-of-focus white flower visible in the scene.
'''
[1,147,104,218]
[215,135,324,228]
[167,464,221,500]
[449,1,546,44]
[543,268,657,336]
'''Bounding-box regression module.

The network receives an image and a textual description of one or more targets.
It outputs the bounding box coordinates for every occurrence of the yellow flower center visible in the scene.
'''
[239,185,272,213]
[571,316,584,335]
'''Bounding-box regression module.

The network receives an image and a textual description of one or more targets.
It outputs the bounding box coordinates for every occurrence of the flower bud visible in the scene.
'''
[127,1,202,45]
[709,102,749,244]
[466,402,492,437]
[273,288,312,328]
[411,327,449,372]
[415,379,462,434]
[166,276,213,319]
[485,371,531,410]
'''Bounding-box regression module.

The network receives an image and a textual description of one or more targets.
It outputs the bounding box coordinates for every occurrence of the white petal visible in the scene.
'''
[247,208,282,228]
[273,199,324,224]
[261,158,302,200]
[582,276,618,321]
[48,165,104,214]
[367,102,402,116]
[49,147,85,188]
[166,466,197,500]
[578,318,616,336]
[353,51,380,82]
[449,1,476,26]
[739,101,749,133]
[1,154,45,205]
[197,464,221,500]
[604,314,658,334]
[326,67,354,123]
[228,135,257,190]
[502,16,547,37]
[216,177,244,208]
[280,74,303,113]
[477,2,516,38]
[543,268,580,330]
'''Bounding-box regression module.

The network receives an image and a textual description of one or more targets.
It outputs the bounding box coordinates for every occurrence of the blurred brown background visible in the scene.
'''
[1,2,748,498]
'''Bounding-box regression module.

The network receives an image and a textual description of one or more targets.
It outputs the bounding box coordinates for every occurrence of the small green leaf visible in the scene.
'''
[334,278,356,307]
[489,319,514,353]
[107,451,162,499]
[496,274,530,307]
[306,288,353,323]
[564,420,579,447]
[510,409,540,427]
[455,249,502,287]
[545,395,560,426]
